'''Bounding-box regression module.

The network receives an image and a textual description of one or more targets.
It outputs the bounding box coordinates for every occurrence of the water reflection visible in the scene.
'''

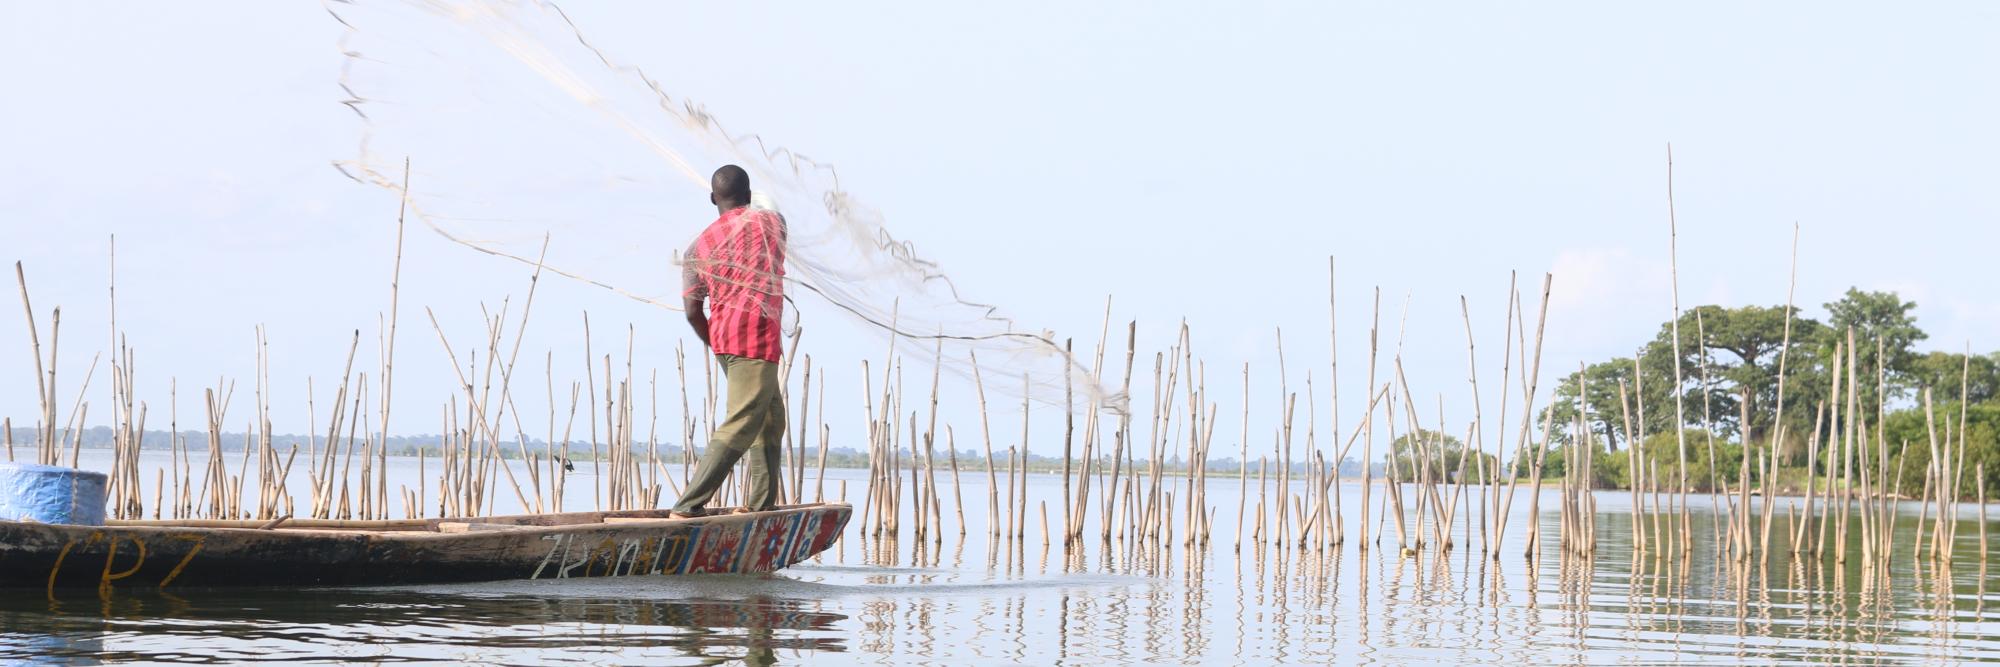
[8,468,2000,664]
[0,587,846,666]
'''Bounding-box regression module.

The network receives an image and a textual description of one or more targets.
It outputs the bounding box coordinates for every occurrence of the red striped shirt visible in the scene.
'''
[683,206,787,362]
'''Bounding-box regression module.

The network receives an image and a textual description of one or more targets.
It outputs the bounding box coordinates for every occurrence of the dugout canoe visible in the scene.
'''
[0,503,851,592]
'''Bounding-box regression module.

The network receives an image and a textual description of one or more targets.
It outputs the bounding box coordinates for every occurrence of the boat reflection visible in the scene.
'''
[0,588,847,666]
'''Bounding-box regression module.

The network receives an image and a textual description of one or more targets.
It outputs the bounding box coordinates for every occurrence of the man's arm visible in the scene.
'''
[682,243,713,349]
[685,294,712,349]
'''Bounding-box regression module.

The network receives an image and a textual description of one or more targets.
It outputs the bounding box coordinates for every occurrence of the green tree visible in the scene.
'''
[1387,428,1496,482]
[1545,358,1638,450]
[1641,304,1825,456]
[1878,400,2000,501]
[1508,435,1624,489]
[1820,288,1926,410]
[1630,428,1742,493]
[1907,351,2000,405]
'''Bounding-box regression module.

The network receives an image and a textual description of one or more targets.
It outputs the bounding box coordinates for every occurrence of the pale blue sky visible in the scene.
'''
[2,2,1996,458]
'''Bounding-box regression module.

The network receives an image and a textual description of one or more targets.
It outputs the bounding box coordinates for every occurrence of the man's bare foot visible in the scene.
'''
[669,509,706,519]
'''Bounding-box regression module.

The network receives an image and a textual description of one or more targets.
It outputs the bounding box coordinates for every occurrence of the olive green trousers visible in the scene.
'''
[672,354,786,514]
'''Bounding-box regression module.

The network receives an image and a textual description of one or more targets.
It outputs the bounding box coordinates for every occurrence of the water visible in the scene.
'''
[4,453,1998,665]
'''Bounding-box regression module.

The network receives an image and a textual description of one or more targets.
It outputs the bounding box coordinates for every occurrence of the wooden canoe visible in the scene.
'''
[0,503,851,592]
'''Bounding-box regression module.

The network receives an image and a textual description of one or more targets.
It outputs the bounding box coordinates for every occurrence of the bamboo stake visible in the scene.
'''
[1495,275,1554,558]
[1197,397,1216,546]
[1757,222,1800,559]
[1914,450,1934,565]
[1950,347,1972,560]
[1978,464,1988,562]
[1040,500,1050,547]
[379,158,409,518]
[1275,329,1290,548]
[1486,274,1519,558]
[1067,298,1113,544]
[946,426,963,533]
[1457,295,1486,552]
[1382,387,1410,553]
[1814,340,1843,555]
[106,238,123,510]
[1836,331,1859,563]
[1329,257,1341,547]
[1102,321,1138,544]
[858,362,877,532]
[1236,363,1250,551]
[972,352,1000,537]
[1019,373,1032,541]
[1254,455,1267,543]
[60,352,101,469]
[677,342,692,487]
[910,413,925,540]
[1063,339,1074,543]
[15,263,55,467]
[1005,446,1018,542]
[796,355,812,505]
[1795,401,1825,554]
[1524,399,1556,560]
[817,415,831,507]
[1759,428,1780,559]
[1922,388,1944,562]
[1663,145,1692,550]
[1361,288,1379,550]
[1735,389,1752,561]
[923,343,943,542]
[1618,380,1643,552]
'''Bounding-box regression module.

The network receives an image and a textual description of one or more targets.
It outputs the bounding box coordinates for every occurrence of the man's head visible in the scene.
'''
[710,164,751,212]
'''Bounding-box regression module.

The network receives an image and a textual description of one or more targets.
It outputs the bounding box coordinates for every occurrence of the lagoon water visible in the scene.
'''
[3,453,1998,665]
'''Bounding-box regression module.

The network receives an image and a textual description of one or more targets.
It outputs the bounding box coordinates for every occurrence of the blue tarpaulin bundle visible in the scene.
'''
[0,463,108,526]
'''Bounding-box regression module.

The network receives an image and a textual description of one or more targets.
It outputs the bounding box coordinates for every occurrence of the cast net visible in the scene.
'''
[326,0,1125,414]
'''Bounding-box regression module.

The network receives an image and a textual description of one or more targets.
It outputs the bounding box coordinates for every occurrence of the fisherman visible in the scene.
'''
[670,164,789,518]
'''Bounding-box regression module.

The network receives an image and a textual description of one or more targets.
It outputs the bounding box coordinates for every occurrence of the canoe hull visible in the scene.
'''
[0,504,851,591]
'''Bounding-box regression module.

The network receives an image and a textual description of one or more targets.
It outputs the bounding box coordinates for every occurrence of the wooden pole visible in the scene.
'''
[972,352,1000,537]
[378,158,409,518]
[1978,464,1988,562]
[947,426,964,533]
[1496,275,1554,558]
[1063,339,1074,543]
[792,353,809,506]
[1796,401,1825,554]
[1486,274,1519,559]
[1663,145,1692,551]
[1019,374,1032,541]
[1040,500,1051,547]
[1757,222,1800,558]
[1236,363,1250,551]
[1005,446,1018,541]
[1457,295,1486,552]
[1102,321,1138,544]
[15,262,54,467]
[1361,288,1378,550]
[813,419,831,503]
[1328,257,1341,547]
[816,376,828,504]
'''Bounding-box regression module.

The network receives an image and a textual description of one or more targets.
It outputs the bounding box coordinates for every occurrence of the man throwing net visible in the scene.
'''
[671,165,788,518]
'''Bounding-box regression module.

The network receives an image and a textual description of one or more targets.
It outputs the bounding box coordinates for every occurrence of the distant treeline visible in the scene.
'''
[1535,288,2000,497]
[3,424,1382,477]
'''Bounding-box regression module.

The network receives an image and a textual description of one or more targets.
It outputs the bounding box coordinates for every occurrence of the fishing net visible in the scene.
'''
[325,0,1125,414]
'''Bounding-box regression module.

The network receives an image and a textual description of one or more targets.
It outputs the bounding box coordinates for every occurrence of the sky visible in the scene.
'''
[2,1,1997,461]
